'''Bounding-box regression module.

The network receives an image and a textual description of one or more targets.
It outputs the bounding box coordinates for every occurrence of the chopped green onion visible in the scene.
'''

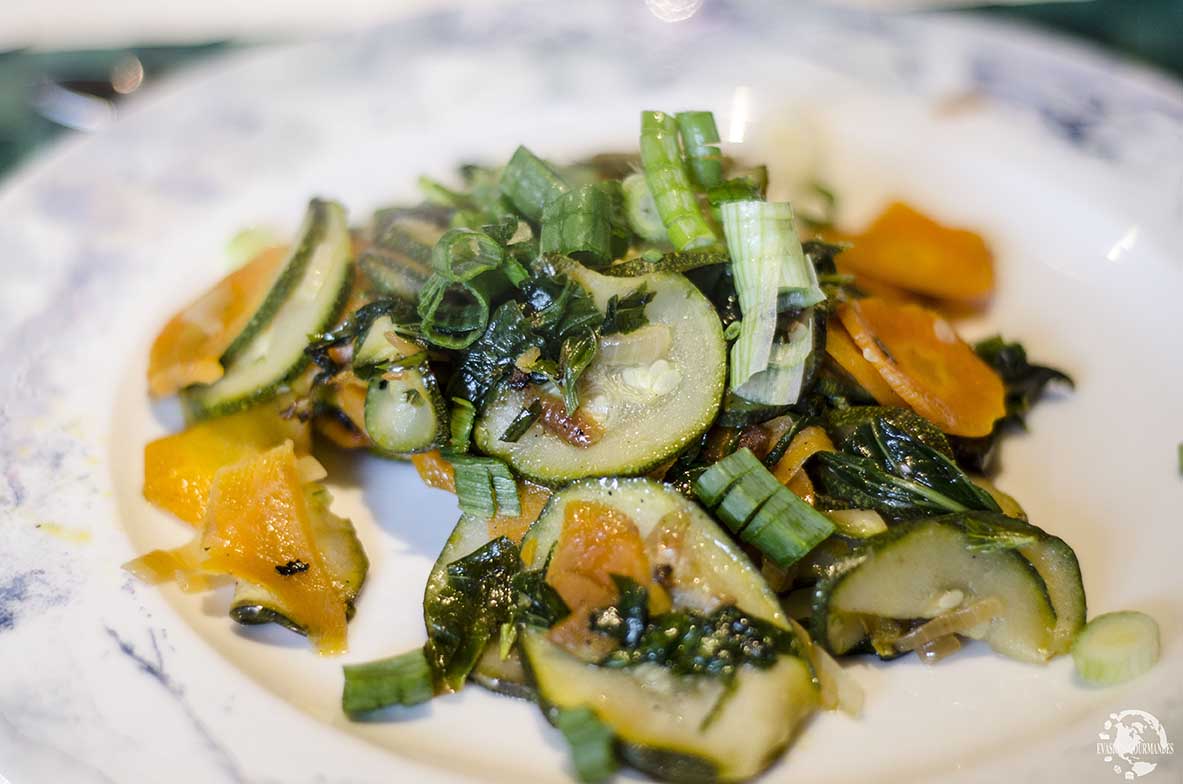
[342,647,435,717]
[716,458,782,527]
[693,448,762,508]
[707,177,763,207]
[540,184,613,267]
[449,397,477,452]
[500,400,542,442]
[722,200,825,401]
[416,274,494,349]
[640,110,718,251]
[621,172,668,243]
[676,111,723,189]
[500,145,569,223]
[554,707,618,783]
[734,314,815,405]
[445,454,521,519]
[1072,611,1160,686]
[693,448,834,568]
[432,228,506,281]
[418,175,474,210]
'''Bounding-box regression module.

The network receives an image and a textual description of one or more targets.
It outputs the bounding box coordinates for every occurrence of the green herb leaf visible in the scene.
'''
[600,284,654,336]
[554,707,618,783]
[500,146,570,223]
[558,330,598,415]
[813,451,960,516]
[449,398,477,453]
[590,576,798,680]
[424,536,522,691]
[500,399,543,442]
[342,646,435,716]
[849,419,1001,512]
[510,561,570,629]
[448,302,542,408]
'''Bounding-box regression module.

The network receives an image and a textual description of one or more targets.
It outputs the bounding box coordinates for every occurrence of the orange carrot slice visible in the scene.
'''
[837,299,1005,437]
[147,246,287,397]
[771,425,836,486]
[546,500,668,658]
[201,442,351,654]
[836,202,994,302]
[412,450,456,492]
[143,404,309,525]
[825,320,907,407]
[487,482,552,544]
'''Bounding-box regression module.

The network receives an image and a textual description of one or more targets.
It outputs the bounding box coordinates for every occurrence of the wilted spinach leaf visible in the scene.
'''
[425,537,522,691]
[953,337,1074,473]
[588,577,798,681]
[600,284,654,336]
[814,417,1000,517]
[510,564,570,629]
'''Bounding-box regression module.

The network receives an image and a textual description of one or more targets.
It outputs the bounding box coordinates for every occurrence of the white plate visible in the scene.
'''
[2,3,1181,783]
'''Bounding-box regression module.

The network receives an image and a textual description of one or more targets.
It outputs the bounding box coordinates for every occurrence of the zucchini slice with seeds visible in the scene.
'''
[355,315,448,455]
[184,199,353,419]
[813,515,1061,663]
[519,479,817,782]
[476,266,726,485]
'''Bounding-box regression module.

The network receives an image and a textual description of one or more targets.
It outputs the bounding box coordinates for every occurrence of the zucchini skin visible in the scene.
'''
[220,198,333,366]
[183,199,354,420]
[811,514,1061,663]
[364,366,449,456]
[475,267,726,486]
[518,648,723,784]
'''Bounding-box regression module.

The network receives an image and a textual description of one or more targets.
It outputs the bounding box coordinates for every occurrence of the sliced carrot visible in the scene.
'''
[772,425,836,486]
[825,320,907,407]
[147,246,287,397]
[786,470,816,505]
[837,298,1005,437]
[546,501,668,658]
[487,482,552,544]
[143,404,310,525]
[412,450,456,492]
[836,202,994,302]
[200,442,350,654]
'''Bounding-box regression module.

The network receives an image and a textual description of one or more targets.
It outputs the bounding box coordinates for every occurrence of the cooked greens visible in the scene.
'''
[137,105,1120,784]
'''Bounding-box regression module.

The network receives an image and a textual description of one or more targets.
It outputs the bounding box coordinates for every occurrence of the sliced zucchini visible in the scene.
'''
[364,370,448,455]
[353,314,401,370]
[519,479,817,782]
[230,484,369,633]
[351,314,449,455]
[423,513,533,699]
[521,479,787,619]
[476,265,726,484]
[813,515,1059,663]
[185,199,353,419]
[522,629,816,783]
[358,205,449,302]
